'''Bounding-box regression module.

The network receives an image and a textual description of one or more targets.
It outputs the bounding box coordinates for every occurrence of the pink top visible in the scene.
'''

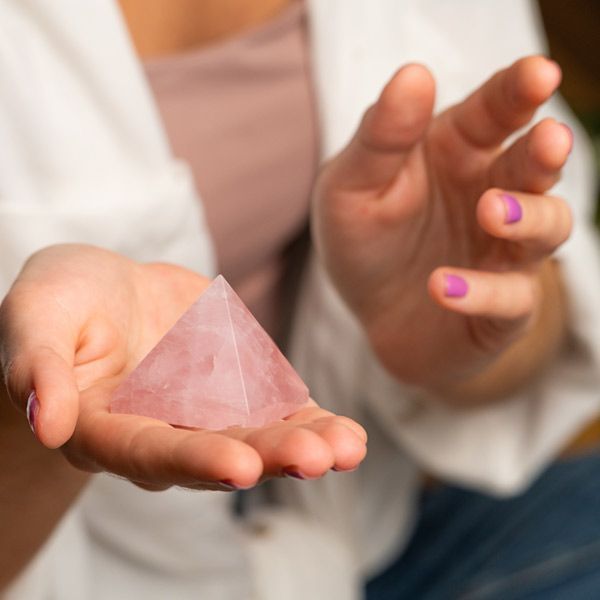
[144,1,318,337]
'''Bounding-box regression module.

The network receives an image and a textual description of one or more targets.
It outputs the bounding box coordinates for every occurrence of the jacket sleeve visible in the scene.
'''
[0,0,215,297]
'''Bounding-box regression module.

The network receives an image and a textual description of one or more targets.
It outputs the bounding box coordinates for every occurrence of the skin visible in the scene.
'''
[0,246,367,589]
[313,57,572,402]
[117,0,291,57]
[0,1,574,590]
[1,1,357,589]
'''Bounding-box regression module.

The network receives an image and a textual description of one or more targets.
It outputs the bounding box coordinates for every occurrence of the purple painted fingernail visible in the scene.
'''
[284,468,307,480]
[444,275,468,298]
[560,123,574,154]
[26,390,39,434]
[501,193,522,224]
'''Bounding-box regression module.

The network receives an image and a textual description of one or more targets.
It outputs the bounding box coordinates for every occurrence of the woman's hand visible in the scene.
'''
[0,245,366,491]
[313,56,572,399]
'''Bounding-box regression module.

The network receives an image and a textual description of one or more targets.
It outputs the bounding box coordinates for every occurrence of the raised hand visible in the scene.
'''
[0,245,366,491]
[313,56,572,398]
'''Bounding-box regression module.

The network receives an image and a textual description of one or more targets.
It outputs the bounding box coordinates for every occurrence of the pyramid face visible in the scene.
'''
[111,276,309,429]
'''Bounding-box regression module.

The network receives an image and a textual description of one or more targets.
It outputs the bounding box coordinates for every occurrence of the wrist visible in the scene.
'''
[0,387,89,590]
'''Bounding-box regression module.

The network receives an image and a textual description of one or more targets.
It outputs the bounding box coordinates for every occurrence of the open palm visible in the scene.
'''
[0,245,366,490]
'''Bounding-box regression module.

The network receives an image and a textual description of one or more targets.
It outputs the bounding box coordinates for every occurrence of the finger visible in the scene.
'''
[142,480,238,493]
[477,189,572,261]
[447,56,562,150]
[326,63,435,192]
[284,404,368,443]
[489,119,573,193]
[124,475,239,493]
[300,418,367,472]
[428,268,538,325]
[132,481,172,492]
[0,291,79,449]
[72,396,264,488]
[225,423,336,479]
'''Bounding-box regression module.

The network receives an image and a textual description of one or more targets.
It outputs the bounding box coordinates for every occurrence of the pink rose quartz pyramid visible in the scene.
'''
[111,275,309,429]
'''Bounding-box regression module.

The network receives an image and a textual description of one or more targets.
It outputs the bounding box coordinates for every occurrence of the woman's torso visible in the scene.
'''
[122,0,318,338]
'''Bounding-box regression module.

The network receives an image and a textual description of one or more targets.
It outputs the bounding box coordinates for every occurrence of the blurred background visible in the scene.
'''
[538,0,600,223]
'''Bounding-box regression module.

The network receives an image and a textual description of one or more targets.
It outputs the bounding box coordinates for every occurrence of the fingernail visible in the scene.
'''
[560,123,574,154]
[283,468,307,480]
[332,466,359,473]
[501,192,522,224]
[26,391,39,434]
[444,275,468,298]
[219,480,242,491]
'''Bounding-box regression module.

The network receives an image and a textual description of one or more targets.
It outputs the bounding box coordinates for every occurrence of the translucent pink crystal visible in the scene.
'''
[111,275,309,429]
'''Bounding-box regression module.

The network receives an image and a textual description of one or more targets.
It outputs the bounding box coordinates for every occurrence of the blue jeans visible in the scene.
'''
[365,452,600,599]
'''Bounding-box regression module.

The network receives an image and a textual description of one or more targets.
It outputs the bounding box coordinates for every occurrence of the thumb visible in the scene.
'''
[327,63,435,192]
[1,303,79,450]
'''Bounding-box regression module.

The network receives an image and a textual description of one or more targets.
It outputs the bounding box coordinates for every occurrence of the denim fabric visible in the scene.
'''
[366,452,600,599]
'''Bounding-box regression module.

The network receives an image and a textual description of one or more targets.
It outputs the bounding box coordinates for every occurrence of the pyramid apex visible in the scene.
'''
[208,274,236,298]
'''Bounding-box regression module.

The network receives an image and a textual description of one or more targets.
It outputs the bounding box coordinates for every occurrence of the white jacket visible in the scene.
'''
[3,1,600,599]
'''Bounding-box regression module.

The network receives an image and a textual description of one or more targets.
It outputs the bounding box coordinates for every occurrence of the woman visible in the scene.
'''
[1,1,599,598]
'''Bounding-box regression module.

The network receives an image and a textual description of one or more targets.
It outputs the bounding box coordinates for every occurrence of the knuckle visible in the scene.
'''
[332,415,366,440]
[520,275,539,317]
[283,426,315,448]
[528,196,572,250]
[478,279,498,312]
[555,199,573,245]
[278,427,322,458]
[466,317,508,354]
[126,428,163,480]
[1,353,28,405]
[533,203,552,239]
[315,421,350,441]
